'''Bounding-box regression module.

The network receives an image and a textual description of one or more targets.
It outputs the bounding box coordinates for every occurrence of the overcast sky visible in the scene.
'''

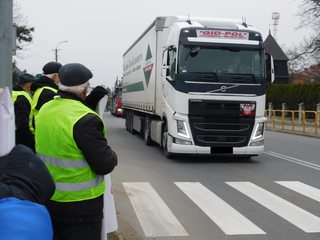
[15,0,309,88]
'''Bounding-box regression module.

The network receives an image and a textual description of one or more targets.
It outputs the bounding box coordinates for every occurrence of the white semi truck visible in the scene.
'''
[122,16,274,158]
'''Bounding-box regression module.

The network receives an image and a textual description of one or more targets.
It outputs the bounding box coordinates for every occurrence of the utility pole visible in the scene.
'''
[54,48,58,62]
[0,0,13,90]
[53,40,68,62]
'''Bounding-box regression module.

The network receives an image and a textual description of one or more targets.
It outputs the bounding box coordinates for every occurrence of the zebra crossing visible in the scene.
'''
[122,181,320,237]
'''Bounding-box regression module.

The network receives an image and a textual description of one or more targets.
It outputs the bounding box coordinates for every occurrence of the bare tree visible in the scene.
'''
[298,0,320,27]
[13,0,34,51]
[288,0,320,73]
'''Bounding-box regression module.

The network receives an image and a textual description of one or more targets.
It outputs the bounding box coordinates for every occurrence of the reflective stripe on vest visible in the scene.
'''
[37,154,89,168]
[35,97,106,202]
[12,90,34,133]
[55,176,104,192]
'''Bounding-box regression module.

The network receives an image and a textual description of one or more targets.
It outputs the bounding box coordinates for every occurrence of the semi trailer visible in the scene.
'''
[122,16,274,158]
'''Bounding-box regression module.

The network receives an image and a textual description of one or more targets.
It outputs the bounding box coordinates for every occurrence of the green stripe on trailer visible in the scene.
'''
[123,81,144,93]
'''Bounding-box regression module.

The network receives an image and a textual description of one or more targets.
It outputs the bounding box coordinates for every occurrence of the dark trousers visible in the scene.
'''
[46,197,104,240]
[52,217,102,240]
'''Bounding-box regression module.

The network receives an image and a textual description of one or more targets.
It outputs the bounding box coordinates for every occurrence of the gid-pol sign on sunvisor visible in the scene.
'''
[196,30,249,40]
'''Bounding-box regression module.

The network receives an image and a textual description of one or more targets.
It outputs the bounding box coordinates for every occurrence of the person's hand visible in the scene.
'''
[85,86,109,110]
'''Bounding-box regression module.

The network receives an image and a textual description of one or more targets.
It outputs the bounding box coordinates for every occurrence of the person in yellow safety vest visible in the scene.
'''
[30,61,62,121]
[35,63,118,240]
[12,73,37,152]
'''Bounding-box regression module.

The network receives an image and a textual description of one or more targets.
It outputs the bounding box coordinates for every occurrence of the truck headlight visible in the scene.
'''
[176,120,190,138]
[252,122,264,140]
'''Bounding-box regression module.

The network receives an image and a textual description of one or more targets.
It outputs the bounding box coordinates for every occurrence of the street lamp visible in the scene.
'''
[54,40,68,62]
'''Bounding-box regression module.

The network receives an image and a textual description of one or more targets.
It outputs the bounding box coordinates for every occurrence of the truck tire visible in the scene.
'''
[127,111,138,135]
[162,123,173,158]
[144,119,152,145]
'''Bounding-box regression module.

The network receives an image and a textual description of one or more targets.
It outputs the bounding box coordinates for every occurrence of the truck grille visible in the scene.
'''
[189,100,254,147]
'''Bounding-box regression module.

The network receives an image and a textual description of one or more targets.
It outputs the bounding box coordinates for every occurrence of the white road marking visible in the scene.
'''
[175,182,265,235]
[276,181,320,203]
[227,181,320,233]
[122,182,188,237]
[265,151,320,171]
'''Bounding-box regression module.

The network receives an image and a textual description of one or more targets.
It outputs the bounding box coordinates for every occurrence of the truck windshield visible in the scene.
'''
[178,45,265,84]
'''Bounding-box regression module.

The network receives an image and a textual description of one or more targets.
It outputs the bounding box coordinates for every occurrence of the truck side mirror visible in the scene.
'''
[265,53,275,83]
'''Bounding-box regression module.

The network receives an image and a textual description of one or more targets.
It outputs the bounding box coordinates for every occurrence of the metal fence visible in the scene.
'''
[264,110,320,136]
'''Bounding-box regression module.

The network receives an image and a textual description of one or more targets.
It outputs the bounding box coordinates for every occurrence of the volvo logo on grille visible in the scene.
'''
[207,84,240,93]
[220,86,227,92]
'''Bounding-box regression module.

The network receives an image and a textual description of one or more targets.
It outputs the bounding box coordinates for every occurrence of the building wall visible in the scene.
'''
[274,60,289,84]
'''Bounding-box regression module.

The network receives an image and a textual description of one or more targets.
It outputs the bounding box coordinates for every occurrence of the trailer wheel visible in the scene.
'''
[127,111,138,135]
[162,123,173,158]
[144,119,152,145]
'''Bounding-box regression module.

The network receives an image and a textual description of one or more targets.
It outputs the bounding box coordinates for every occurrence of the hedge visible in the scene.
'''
[266,83,320,110]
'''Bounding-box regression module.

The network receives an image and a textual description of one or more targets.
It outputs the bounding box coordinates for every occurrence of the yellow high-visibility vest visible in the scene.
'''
[12,90,34,134]
[32,86,58,118]
[35,97,106,202]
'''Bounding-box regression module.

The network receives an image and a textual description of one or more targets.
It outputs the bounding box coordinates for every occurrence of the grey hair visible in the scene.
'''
[59,81,89,95]
[45,73,55,79]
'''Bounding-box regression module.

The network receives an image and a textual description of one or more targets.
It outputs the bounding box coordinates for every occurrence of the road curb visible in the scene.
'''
[266,127,320,138]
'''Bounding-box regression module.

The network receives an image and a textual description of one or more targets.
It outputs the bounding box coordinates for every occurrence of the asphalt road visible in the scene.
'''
[104,113,320,240]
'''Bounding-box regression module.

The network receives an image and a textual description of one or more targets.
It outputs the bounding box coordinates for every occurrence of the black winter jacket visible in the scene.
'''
[12,86,35,152]
[0,145,55,204]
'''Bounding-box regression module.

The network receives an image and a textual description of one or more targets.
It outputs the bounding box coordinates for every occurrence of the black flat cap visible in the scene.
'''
[18,73,36,85]
[42,61,62,74]
[59,63,93,87]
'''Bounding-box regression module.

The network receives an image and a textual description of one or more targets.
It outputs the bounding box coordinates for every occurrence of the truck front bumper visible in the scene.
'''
[167,135,264,156]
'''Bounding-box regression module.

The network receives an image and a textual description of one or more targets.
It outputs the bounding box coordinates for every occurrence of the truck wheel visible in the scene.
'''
[144,119,152,145]
[128,111,138,135]
[162,123,173,158]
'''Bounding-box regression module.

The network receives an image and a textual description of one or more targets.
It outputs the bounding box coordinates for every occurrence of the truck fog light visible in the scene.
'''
[250,139,264,146]
[177,120,190,138]
[252,122,264,140]
[173,137,192,145]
